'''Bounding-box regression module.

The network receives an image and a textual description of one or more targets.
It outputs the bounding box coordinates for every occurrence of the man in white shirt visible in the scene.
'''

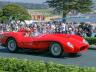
[60,23,66,34]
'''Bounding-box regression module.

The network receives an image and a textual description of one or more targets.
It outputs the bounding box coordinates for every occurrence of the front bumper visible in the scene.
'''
[64,43,89,53]
[71,44,89,53]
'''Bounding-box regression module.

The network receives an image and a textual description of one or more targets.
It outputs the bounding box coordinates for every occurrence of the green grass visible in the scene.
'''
[0,58,96,72]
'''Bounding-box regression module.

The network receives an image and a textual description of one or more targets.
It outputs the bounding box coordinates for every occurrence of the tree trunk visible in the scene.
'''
[62,11,66,22]
[63,12,66,18]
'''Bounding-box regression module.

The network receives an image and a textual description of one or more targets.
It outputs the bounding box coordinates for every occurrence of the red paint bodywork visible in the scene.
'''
[0,30,89,53]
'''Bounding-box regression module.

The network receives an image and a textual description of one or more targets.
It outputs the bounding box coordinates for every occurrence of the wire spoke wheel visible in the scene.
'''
[7,38,17,52]
[50,43,63,57]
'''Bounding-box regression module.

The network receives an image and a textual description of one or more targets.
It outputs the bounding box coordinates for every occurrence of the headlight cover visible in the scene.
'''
[83,39,89,44]
[67,42,74,48]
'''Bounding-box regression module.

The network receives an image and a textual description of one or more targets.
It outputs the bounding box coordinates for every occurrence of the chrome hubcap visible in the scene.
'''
[51,44,61,56]
[8,40,16,51]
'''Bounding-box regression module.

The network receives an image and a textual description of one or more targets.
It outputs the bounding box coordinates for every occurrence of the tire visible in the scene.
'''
[7,38,18,52]
[49,42,63,57]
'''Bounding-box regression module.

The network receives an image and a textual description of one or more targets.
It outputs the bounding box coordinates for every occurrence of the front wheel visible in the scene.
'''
[7,38,18,52]
[49,42,63,57]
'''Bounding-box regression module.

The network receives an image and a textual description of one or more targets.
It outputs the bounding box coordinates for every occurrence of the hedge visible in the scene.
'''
[84,37,96,45]
[0,58,96,72]
[0,70,8,72]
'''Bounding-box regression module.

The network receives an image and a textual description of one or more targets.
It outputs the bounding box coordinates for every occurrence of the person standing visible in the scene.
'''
[59,23,66,34]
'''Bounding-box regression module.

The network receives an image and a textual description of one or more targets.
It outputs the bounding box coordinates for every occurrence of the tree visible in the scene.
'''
[0,9,3,17]
[46,0,93,18]
[0,16,8,23]
[2,4,31,22]
[0,9,8,23]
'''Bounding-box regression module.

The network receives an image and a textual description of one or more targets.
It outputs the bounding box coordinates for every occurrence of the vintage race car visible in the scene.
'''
[0,29,89,57]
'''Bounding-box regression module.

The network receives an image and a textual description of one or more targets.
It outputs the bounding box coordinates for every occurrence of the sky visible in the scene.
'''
[0,0,47,4]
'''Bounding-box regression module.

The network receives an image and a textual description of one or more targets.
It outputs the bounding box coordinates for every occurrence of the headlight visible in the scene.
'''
[83,39,89,44]
[67,42,74,48]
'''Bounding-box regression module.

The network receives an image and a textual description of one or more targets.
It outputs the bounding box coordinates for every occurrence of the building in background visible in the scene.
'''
[28,9,62,21]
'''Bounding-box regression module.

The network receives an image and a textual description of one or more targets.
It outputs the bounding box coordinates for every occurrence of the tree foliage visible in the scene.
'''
[0,9,3,17]
[0,4,31,23]
[46,0,93,17]
[0,9,8,23]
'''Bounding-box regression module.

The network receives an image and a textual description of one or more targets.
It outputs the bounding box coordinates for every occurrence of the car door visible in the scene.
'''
[31,35,51,49]
[22,34,51,49]
[22,36,34,48]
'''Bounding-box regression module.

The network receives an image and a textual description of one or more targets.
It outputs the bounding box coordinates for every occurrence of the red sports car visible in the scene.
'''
[0,29,89,57]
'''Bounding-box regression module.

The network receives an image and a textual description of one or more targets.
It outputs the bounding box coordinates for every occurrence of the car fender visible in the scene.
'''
[38,34,74,52]
[4,32,24,47]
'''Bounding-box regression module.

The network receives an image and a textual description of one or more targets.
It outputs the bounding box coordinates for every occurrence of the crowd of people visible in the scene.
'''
[0,21,95,37]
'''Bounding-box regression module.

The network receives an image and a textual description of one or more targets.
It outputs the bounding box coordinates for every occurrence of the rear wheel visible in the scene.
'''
[7,38,18,52]
[49,42,63,57]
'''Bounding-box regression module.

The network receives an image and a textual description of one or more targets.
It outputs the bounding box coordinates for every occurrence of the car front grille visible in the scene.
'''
[80,46,88,51]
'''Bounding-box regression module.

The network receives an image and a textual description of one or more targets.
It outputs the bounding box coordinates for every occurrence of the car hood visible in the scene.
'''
[40,33,71,38]
[41,34,83,40]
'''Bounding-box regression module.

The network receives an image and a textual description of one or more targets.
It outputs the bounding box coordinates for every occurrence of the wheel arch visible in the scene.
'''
[5,37,17,46]
[49,41,64,51]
